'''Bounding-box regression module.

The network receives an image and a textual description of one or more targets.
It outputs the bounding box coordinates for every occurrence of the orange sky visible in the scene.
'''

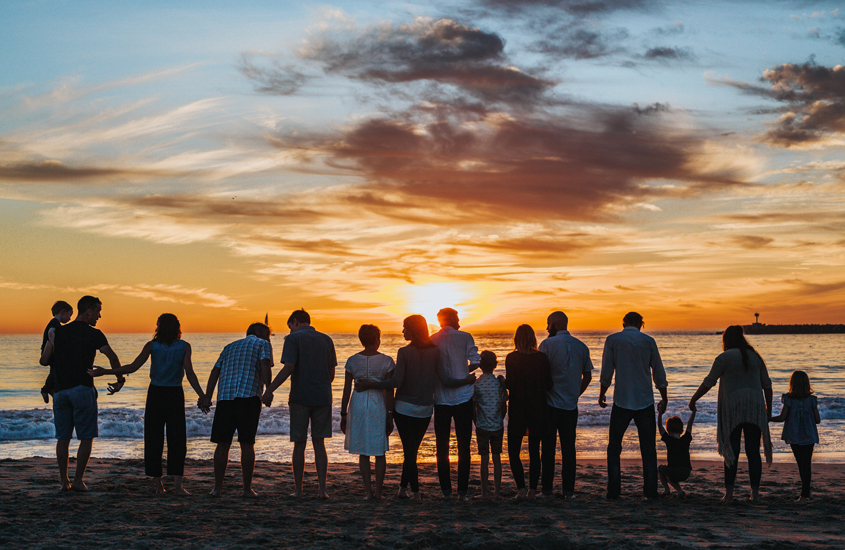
[2,3,844,333]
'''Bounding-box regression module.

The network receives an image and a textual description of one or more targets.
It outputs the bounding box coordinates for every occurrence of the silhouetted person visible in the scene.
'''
[40,300,73,403]
[203,323,272,497]
[539,311,593,498]
[431,308,480,501]
[263,309,336,499]
[599,312,667,500]
[89,313,206,495]
[40,295,124,492]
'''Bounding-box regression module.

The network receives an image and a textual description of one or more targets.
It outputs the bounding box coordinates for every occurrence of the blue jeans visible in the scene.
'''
[607,404,658,499]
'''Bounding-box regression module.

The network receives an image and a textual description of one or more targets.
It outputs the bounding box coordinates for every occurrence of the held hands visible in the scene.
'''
[107,379,125,395]
[340,414,347,435]
[386,414,394,436]
[657,399,668,415]
[598,394,607,409]
[261,390,274,407]
[197,395,211,414]
[688,400,697,412]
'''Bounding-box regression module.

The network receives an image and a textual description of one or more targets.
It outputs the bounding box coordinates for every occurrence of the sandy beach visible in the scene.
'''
[2,457,843,549]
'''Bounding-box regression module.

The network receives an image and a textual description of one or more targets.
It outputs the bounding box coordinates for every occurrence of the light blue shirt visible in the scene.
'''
[431,326,481,406]
[539,331,593,411]
[600,326,667,410]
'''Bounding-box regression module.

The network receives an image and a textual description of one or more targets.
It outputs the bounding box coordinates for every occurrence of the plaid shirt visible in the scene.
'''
[214,335,273,400]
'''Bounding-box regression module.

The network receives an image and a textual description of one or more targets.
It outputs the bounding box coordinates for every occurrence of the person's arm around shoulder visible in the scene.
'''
[466,333,481,373]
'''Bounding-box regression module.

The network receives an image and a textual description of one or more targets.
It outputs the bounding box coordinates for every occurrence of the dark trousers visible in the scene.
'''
[607,404,658,498]
[724,423,762,489]
[542,406,579,495]
[434,400,473,496]
[145,385,187,477]
[508,422,542,490]
[394,411,431,493]
[790,443,814,497]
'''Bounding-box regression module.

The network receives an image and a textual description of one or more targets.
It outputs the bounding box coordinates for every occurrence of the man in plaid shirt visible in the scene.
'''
[203,322,273,497]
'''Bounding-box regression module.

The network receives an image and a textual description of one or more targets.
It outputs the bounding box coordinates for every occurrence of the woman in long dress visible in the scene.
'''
[90,313,205,494]
[688,325,773,502]
[340,324,395,500]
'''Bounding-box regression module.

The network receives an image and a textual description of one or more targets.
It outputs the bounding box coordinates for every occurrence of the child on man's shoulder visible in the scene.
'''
[40,300,73,403]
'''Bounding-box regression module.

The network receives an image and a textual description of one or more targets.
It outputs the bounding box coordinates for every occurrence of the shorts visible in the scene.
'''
[476,427,504,456]
[53,385,98,440]
[289,402,333,442]
[658,465,691,483]
[211,397,262,445]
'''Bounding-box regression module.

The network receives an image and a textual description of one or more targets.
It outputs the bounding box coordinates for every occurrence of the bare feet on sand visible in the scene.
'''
[243,488,259,498]
[175,487,191,496]
[210,487,222,497]
[514,488,527,501]
[70,481,88,493]
[527,489,537,500]
[318,491,330,501]
[397,488,411,499]
[153,479,166,495]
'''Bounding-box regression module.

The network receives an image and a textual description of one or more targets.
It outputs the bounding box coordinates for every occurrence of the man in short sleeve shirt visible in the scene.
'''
[203,322,273,497]
[598,311,668,500]
[39,295,124,492]
[263,309,336,499]
[538,311,593,498]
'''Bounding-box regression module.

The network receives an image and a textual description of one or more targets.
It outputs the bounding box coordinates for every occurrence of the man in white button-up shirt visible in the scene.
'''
[539,311,593,498]
[598,311,668,500]
[430,308,480,500]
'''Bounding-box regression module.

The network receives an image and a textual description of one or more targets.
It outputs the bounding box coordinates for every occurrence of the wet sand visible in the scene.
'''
[1,457,843,549]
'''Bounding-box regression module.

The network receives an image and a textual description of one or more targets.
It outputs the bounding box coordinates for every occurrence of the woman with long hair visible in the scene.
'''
[505,324,553,499]
[90,313,205,494]
[688,325,773,502]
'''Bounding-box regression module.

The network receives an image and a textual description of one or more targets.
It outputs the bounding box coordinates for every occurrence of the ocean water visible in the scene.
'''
[2,331,844,465]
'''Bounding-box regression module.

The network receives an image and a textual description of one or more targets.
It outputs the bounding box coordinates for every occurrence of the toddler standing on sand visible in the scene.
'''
[770,370,821,501]
[473,351,507,499]
[657,408,696,499]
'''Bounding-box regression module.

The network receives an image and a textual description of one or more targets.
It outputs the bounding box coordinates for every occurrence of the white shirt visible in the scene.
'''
[600,326,667,410]
[431,326,481,406]
[539,331,593,411]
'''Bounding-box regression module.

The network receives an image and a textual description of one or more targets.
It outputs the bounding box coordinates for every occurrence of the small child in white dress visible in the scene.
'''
[340,324,395,500]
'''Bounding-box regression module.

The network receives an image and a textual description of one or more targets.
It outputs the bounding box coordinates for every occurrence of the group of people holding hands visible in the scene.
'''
[40,297,820,502]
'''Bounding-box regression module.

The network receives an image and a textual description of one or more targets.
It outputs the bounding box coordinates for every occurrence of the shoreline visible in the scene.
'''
[3,457,844,549]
